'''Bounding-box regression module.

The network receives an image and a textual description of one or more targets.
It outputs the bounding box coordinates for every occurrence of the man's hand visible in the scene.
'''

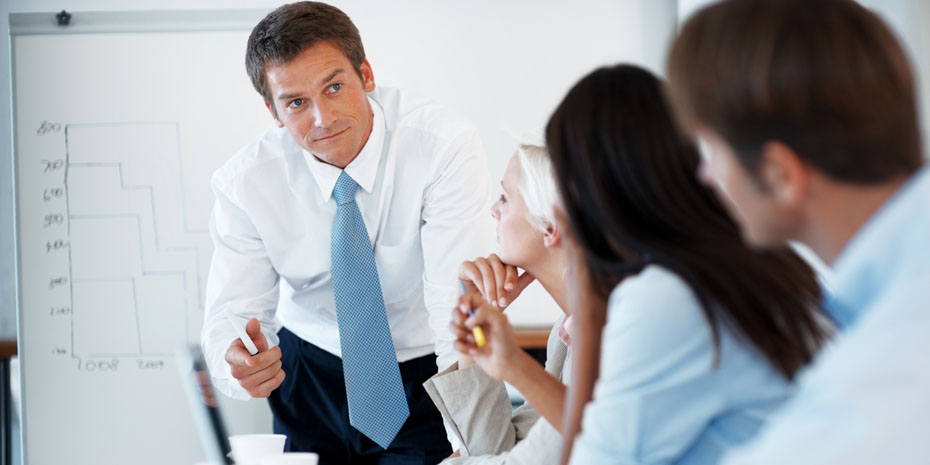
[224,318,285,398]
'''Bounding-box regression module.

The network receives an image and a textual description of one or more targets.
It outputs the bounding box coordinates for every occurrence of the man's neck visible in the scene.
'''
[800,175,909,265]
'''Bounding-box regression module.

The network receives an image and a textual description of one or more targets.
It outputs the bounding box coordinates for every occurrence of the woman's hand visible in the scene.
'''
[451,291,526,381]
[458,254,536,308]
[452,288,571,430]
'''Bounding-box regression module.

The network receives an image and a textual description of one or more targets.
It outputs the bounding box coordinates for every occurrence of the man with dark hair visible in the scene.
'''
[201,2,492,463]
[667,0,929,463]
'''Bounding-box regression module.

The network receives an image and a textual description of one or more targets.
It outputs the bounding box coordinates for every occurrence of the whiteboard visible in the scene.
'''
[11,5,676,465]
[13,21,274,465]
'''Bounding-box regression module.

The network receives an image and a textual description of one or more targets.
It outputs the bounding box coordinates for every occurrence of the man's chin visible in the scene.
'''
[307,149,351,169]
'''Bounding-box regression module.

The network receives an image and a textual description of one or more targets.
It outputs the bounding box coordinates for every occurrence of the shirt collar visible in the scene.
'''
[303,95,385,202]
[829,165,930,324]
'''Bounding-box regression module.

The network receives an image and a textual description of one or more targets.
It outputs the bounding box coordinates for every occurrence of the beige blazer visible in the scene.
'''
[423,315,569,464]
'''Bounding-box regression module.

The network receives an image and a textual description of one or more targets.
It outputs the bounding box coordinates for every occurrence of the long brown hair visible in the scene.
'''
[553,64,831,463]
[547,64,828,380]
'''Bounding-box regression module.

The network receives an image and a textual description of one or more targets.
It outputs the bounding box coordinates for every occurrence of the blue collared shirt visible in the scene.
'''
[724,166,930,464]
[569,265,796,464]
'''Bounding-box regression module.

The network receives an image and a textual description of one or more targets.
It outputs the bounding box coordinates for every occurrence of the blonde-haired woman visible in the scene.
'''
[423,144,572,464]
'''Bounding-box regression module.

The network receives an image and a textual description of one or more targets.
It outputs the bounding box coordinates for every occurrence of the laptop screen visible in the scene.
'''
[178,345,234,465]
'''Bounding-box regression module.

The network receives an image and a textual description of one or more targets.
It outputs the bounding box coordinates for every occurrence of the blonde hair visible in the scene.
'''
[515,144,558,233]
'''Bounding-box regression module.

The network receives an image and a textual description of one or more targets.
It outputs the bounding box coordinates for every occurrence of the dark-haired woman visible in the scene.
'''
[456,64,830,465]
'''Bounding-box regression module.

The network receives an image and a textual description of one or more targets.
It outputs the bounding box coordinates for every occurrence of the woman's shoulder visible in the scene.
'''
[609,265,703,318]
[602,265,715,356]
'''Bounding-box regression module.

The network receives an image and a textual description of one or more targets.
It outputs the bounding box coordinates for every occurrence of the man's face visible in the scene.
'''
[265,41,375,168]
[695,129,793,247]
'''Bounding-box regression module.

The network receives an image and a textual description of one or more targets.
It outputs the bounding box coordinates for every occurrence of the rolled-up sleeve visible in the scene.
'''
[202,173,282,400]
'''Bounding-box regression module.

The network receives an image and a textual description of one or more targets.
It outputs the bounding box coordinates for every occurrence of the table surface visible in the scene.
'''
[0,341,15,360]
[514,327,550,349]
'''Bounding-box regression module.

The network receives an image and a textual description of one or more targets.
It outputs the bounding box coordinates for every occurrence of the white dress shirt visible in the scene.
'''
[723,166,930,465]
[202,87,494,399]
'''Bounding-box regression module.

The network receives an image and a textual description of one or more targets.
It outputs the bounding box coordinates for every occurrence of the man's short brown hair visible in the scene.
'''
[246,2,366,106]
[667,0,923,183]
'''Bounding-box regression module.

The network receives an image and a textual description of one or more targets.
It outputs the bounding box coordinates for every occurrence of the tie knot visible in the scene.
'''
[333,171,359,206]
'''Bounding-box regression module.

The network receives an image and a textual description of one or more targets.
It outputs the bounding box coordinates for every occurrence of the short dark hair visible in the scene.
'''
[546,64,828,380]
[246,2,366,106]
[667,0,923,183]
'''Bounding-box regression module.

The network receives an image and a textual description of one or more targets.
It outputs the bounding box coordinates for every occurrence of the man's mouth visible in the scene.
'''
[314,128,348,142]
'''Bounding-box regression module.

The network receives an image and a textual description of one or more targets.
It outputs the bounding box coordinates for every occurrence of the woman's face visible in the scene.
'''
[491,153,547,268]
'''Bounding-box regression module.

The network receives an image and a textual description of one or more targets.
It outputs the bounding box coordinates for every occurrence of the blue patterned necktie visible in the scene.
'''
[330,171,409,449]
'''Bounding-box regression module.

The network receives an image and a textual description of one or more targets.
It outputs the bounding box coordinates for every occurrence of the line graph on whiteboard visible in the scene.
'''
[36,121,212,371]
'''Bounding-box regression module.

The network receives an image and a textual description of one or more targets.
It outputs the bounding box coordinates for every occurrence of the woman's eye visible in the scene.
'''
[499,194,507,204]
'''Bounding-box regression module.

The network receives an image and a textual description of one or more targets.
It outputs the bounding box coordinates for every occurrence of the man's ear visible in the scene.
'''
[759,140,808,208]
[359,59,376,92]
[265,100,284,128]
[543,221,561,248]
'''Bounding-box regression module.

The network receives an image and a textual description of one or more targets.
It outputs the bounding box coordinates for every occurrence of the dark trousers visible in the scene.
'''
[268,327,452,465]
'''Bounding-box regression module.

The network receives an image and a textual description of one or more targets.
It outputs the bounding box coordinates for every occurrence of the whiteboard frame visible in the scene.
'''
[10,9,269,35]
[10,20,24,464]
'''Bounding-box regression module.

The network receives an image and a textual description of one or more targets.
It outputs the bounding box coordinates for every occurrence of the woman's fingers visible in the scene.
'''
[464,297,503,329]
[459,255,535,309]
[474,258,499,306]
[500,270,536,307]
[451,299,469,324]
[487,254,508,306]
[449,320,470,339]
[503,260,518,292]
[453,336,477,353]
[458,261,485,297]
[512,271,536,296]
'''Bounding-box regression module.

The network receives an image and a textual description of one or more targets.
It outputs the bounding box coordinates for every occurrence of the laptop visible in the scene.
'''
[178,345,234,465]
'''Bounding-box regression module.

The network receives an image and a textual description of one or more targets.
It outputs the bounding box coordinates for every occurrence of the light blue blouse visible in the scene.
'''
[569,265,794,464]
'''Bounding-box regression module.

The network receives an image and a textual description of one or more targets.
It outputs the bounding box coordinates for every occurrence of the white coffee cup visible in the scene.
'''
[259,452,319,465]
[228,434,287,464]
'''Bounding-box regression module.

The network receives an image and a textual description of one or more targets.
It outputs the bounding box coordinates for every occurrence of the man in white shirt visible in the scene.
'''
[201,2,492,464]
[667,0,929,463]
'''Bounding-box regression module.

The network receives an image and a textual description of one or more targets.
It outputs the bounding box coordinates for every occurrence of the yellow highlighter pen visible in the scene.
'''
[459,281,487,347]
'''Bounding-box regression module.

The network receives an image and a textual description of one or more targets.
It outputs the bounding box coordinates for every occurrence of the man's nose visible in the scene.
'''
[311,99,337,129]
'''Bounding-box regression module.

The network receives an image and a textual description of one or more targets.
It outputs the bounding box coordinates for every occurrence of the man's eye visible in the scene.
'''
[330,83,342,92]
[289,98,304,108]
